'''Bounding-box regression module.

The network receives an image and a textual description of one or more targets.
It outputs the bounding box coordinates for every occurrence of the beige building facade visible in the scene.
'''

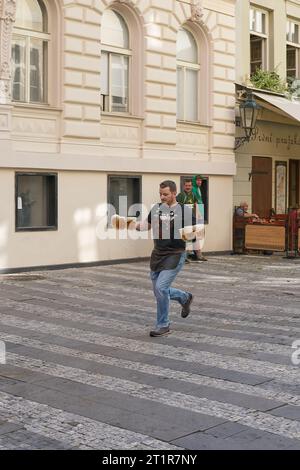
[235,0,300,218]
[0,0,236,271]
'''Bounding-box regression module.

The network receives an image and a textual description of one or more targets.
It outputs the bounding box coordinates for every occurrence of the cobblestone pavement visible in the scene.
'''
[1,254,300,449]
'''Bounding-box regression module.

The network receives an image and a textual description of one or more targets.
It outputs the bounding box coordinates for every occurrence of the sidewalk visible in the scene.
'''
[0,254,300,450]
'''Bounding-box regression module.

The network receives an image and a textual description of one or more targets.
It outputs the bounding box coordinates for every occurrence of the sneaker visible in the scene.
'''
[181,293,193,318]
[195,255,207,261]
[149,326,170,337]
[185,257,191,264]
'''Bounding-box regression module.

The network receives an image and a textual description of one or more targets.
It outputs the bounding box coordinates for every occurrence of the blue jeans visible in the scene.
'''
[150,252,189,329]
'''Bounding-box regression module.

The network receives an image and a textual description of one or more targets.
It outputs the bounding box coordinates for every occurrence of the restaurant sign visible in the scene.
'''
[250,124,300,153]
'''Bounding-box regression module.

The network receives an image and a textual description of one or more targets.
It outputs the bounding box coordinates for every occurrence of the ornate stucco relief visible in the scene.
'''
[0,0,16,104]
[190,0,204,22]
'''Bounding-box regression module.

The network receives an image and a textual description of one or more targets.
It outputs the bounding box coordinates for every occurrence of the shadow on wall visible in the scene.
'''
[73,207,100,263]
[73,203,152,264]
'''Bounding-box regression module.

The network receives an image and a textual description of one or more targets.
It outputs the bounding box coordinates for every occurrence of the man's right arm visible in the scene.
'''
[136,207,154,231]
[244,211,259,219]
[136,221,151,231]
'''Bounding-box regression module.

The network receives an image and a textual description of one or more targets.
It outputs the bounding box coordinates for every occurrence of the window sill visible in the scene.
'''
[15,226,58,232]
[12,102,62,112]
[177,120,211,128]
[101,112,144,120]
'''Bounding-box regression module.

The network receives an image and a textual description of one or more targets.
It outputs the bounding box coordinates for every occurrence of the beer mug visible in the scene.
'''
[111,215,126,230]
[111,215,136,230]
[193,223,205,239]
[126,216,137,229]
[179,224,204,241]
[179,226,194,241]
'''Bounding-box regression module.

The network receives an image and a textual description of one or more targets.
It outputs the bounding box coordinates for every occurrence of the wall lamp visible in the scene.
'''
[235,91,261,150]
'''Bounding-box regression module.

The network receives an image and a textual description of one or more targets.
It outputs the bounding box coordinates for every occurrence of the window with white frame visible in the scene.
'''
[287,20,300,79]
[11,0,49,103]
[101,10,131,113]
[177,28,199,122]
[250,7,268,75]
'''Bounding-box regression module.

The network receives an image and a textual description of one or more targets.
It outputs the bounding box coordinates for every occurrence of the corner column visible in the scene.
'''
[0,0,16,146]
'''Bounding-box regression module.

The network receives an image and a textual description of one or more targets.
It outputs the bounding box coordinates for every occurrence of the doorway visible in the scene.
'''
[289,160,300,208]
[252,156,272,218]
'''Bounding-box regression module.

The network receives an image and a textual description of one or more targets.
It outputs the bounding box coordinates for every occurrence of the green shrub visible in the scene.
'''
[249,68,286,93]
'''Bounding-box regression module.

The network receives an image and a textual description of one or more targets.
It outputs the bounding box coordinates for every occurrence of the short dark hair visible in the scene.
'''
[184,178,192,185]
[160,180,177,192]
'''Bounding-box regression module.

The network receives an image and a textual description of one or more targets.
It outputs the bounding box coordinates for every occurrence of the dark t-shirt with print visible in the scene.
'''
[147,202,196,272]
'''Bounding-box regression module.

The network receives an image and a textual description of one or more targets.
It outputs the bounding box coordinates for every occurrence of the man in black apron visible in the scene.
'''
[136,180,195,337]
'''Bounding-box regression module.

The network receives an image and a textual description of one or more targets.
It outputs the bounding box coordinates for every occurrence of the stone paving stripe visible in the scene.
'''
[269,404,300,421]
[0,295,294,358]
[4,277,300,337]
[1,332,300,405]
[0,314,299,384]
[170,428,300,450]
[4,265,300,322]
[2,283,294,344]
[0,422,25,436]
[0,427,69,450]
[0,391,180,450]
[0,323,272,387]
[4,352,300,444]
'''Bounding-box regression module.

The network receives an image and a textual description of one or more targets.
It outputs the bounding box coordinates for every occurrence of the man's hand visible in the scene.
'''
[136,221,151,231]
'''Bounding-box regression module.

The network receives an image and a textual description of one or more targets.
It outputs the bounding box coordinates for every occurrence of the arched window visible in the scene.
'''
[177,28,200,122]
[11,0,49,103]
[101,9,131,113]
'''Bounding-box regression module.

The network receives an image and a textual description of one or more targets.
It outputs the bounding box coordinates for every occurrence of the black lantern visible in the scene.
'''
[235,91,261,149]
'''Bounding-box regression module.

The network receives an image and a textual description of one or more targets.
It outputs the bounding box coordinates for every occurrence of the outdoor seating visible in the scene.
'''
[233,210,300,257]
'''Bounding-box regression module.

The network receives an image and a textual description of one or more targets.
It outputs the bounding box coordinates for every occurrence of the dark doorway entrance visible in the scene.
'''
[289,160,300,208]
[252,156,272,218]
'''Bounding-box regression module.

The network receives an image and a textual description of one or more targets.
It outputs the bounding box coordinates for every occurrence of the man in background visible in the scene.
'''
[235,201,259,219]
[177,178,207,262]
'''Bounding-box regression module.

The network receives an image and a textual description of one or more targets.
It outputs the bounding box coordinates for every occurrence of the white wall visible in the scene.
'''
[0,170,233,269]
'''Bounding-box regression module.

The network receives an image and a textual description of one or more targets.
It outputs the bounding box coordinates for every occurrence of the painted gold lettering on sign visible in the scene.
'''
[251,126,300,150]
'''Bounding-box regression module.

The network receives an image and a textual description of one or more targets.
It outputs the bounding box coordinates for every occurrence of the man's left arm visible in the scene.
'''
[182,205,195,227]
[192,210,197,226]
